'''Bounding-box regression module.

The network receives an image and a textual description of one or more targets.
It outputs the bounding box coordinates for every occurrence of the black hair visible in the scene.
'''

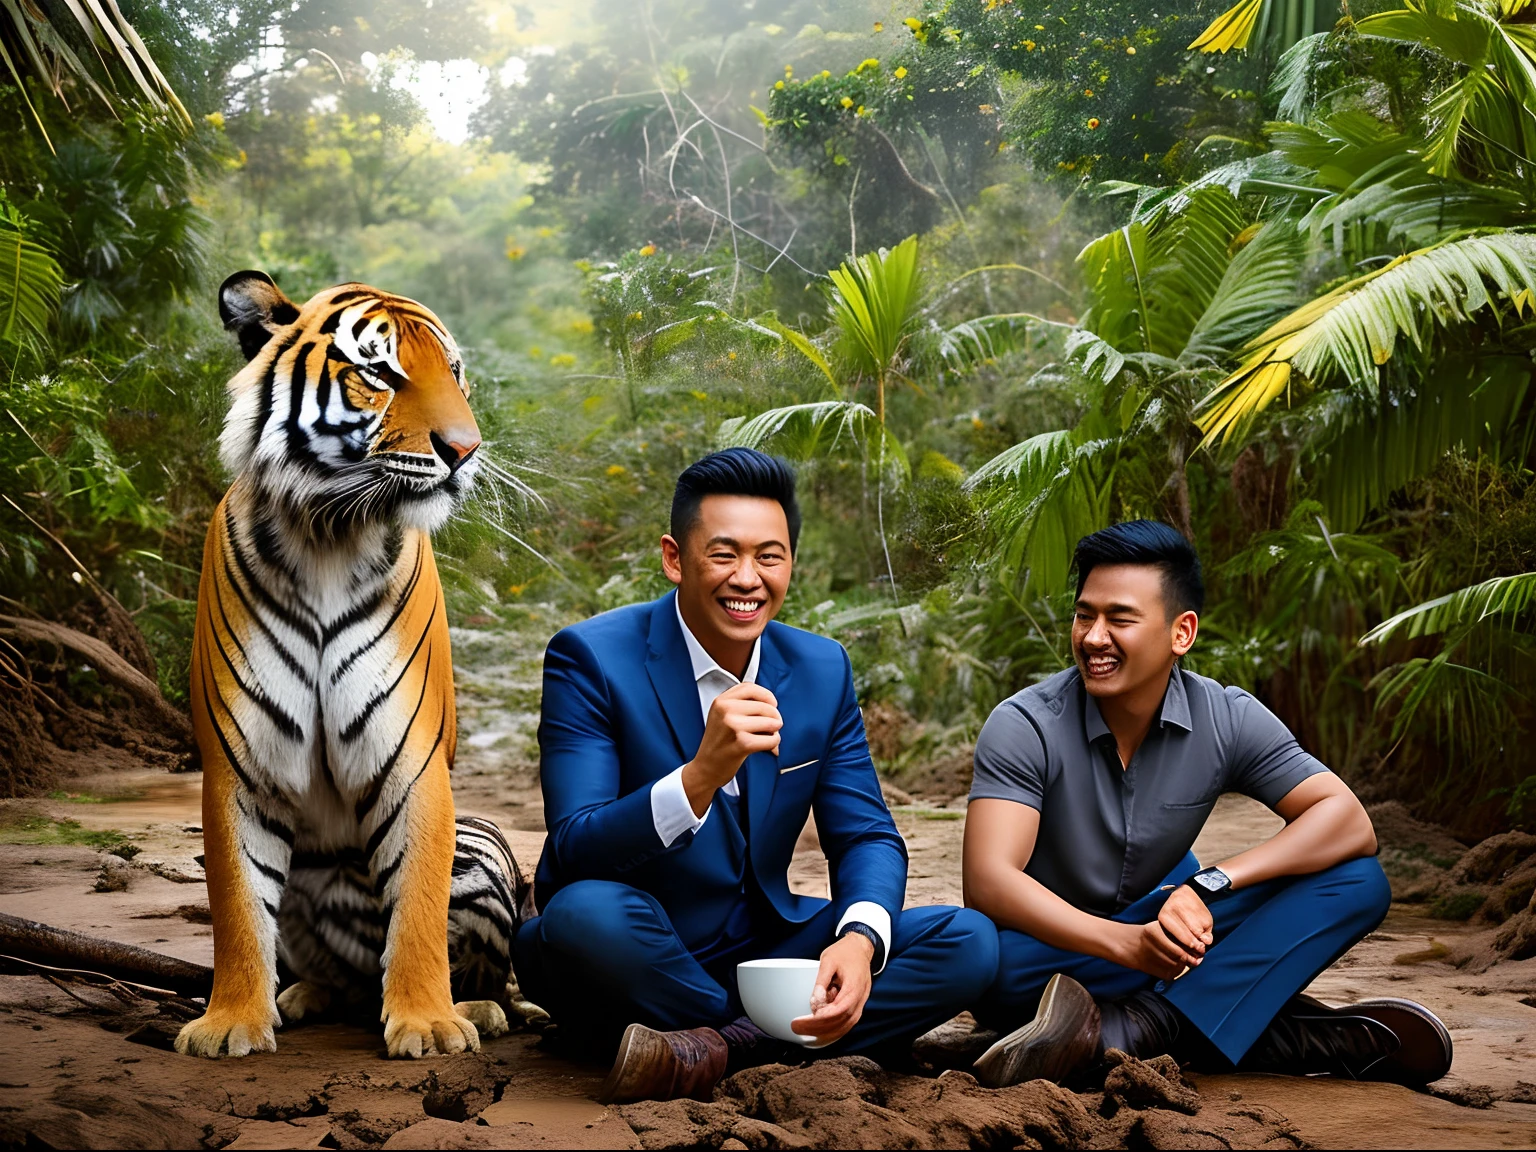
[671,447,802,552]
[1073,520,1204,617]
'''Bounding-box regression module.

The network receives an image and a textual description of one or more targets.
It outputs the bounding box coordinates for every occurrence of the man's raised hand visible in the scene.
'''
[681,683,781,816]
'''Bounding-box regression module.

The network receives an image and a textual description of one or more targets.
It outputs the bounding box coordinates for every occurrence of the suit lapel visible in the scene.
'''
[645,592,706,763]
[745,625,793,844]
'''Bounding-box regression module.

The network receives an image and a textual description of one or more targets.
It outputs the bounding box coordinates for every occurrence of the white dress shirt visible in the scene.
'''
[650,598,891,970]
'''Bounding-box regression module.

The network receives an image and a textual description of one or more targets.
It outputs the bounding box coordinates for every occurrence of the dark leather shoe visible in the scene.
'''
[597,1023,729,1103]
[972,973,1101,1088]
[1240,995,1452,1087]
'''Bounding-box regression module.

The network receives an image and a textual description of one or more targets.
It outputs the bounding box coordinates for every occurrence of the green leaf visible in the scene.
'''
[1362,572,1536,643]
[717,400,909,478]
[0,210,63,355]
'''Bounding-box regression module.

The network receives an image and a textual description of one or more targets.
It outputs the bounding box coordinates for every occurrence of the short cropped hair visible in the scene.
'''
[1073,520,1204,618]
[670,447,801,553]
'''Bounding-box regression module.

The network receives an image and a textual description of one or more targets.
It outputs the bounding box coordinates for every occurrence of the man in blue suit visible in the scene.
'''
[515,448,998,1103]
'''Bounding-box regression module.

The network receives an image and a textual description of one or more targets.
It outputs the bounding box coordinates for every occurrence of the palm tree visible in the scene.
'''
[2,0,190,150]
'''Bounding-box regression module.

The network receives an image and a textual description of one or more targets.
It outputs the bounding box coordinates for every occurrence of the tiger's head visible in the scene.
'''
[217,271,480,535]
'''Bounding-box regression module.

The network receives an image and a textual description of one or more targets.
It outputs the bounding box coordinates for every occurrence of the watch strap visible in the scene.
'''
[837,921,886,971]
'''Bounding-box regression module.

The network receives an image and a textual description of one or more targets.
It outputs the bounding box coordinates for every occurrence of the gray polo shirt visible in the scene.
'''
[970,666,1327,916]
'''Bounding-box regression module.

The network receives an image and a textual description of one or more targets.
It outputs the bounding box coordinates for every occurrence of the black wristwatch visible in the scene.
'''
[1184,866,1233,904]
[838,922,886,970]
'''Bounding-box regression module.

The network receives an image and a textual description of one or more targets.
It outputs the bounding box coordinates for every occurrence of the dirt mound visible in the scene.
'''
[617,1052,1304,1150]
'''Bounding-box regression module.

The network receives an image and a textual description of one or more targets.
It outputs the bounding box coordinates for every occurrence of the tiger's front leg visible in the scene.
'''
[368,751,479,1058]
[177,537,296,1058]
[177,735,293,1056]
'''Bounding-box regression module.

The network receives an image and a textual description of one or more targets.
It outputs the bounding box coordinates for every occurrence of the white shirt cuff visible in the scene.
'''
[651,765,710,847]
[836,901,892,975]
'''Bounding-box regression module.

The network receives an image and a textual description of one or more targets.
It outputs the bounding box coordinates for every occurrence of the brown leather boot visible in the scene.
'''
[971,973,1101,1089]
[597,1023,729,1104]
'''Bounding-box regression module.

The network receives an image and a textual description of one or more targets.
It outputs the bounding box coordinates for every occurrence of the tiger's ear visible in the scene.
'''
[219,271,300,361]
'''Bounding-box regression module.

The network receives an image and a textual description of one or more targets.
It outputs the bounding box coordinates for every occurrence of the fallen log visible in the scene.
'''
[0,614,193,745]
[0,911,212,998]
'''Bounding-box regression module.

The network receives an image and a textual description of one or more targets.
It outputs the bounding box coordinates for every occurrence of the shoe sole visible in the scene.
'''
[971,973,1100,1089]
[1350,997,1454,1087]
[597,1022,649,1104]
[1292,994,1453,1087]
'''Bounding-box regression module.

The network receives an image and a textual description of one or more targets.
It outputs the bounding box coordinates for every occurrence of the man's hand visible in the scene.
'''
[1157,884,1214,962]
[681,684,781,816]
[1115,890,1209,981]
[790,932,873,1046]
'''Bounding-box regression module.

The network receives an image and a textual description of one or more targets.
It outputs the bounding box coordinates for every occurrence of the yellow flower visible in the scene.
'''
[775,80,785,90]
[639,243,657,256]
[1023,39,1036,50]
[821,69,832,79]
[1126,46,1136,55]
[727,351,737,360]
[856,57,880,72]
[606,464,627,477]
[894,66,907,79]
[904,17,923,31]
[1035,23,1045,30]
[505,237,526,260]
[570,318,594,334]
[691,390,708,400]
[1084,88,1093,97]
[784,64,793,78]
[874,21,884,31]
[628,311,643,321]
[841,96,854,108]
[1088,117,1101,129]
[204,111,225,130]
[506,583,526,597]
[550,353,576,368]
[529,345,544,358]
[857,104,867,116]
[979,103,995,113]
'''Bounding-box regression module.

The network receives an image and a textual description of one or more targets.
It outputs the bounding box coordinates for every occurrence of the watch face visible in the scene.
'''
[1195,871,1226,891]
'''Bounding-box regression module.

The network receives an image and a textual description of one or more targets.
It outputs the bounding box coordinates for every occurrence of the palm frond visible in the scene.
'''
[0,207,64,354]
[828,236,923,381]
[1271,32,1331,122]
[1189,0,1266,53]
[933,311,1067,370]
[1362,572,1536,643]
[1,0,191,146]
[717,400,909,478]
[965,432,1112,594]
[1186,221,1308,358]
[1196,231,1536,447]
[1308,352,1531,528]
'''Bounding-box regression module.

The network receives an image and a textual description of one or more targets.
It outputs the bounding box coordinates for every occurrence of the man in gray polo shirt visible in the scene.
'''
[961,521,1451,1089]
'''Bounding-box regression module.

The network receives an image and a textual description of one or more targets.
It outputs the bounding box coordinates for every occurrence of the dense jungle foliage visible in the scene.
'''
[1,0,1533,838]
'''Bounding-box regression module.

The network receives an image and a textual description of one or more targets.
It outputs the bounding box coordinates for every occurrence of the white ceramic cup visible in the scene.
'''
[736,958,829,1047]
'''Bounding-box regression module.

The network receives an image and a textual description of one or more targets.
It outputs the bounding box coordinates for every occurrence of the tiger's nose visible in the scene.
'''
[430,430,481,472]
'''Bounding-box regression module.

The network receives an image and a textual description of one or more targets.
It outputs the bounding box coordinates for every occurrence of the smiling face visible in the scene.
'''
[661,494,793,675]
[1072,564,1198,701]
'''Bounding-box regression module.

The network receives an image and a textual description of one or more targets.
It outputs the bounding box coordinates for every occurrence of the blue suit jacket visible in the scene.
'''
[533,591,908,952]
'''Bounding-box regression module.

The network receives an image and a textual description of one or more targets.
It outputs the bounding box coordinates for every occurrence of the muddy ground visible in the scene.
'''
[1,623,1533,1149]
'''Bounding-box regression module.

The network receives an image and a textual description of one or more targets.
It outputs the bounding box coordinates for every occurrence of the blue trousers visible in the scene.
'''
[515,880,1000,1059]
[976,852,1392,1064]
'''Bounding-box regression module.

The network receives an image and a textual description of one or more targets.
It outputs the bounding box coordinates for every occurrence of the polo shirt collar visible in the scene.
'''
[674,594,761,686]
[1081,665,1194,743]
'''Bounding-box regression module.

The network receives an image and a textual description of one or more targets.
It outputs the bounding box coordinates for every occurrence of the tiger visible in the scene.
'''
[176,271,528,1059]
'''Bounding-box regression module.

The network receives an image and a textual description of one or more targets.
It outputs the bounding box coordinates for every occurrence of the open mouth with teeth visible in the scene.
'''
[1083,654,1122,678]
[720,597,765,622]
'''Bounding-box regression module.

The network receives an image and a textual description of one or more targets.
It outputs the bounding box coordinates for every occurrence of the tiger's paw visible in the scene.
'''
[277,981,332,1024]
[505,982,552,1031]
[454,1000,509,1039]
[175,1010,278,1058]
[383,1006,480,1058]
